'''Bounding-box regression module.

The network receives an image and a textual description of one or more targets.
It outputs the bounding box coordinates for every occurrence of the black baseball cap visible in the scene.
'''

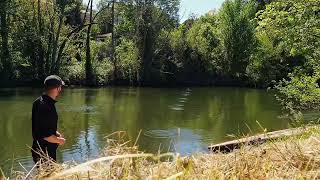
[44,75,65,89]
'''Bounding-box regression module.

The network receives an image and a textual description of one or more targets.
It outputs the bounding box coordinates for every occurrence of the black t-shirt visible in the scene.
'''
[32,95,58,140]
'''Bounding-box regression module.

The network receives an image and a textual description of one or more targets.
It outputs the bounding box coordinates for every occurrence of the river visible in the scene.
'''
[0,87,290,174]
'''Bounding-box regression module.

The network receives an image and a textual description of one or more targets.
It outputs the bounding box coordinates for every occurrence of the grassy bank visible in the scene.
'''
[9,127,320,179]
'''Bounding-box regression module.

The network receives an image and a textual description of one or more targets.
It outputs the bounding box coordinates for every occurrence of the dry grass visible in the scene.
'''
[9,127,320,179]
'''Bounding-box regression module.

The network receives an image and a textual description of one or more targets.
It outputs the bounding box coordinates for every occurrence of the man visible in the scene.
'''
[31,75,66,164]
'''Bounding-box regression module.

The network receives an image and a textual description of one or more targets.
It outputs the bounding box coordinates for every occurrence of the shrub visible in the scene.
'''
[275,68,320,111]
[92,59,113,86]
[60,60,85,85]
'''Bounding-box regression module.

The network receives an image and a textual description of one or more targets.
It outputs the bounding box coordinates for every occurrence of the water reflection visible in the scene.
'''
[144,128,208,155]
[0,87,290,175]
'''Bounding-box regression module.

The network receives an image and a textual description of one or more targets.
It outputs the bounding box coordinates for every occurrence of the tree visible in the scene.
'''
[112,0,179,84]
[64,0,83,26]
[219,0,255,79]
[8,0,86,82]
[170,14,222,84]
[137,0,180,84]
[186,15,220,78]
[249,0,320,87]
[115,37,140,84]
[96,0,180,84]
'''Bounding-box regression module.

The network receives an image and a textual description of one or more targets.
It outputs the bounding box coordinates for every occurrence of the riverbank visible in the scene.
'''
[0,78,260,89]
[11,126,320,179]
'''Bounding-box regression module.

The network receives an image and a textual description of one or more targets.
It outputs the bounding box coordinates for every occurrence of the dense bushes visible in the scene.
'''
[254,0,320,110]
[115,38,140,84]
[219,0,255,80]
[276,69,320,111]
[170,16,221,83]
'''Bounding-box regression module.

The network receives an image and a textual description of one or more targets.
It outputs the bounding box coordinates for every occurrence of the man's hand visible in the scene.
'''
[57,137,66,145]
[56,131,64,138]
[44,135,66,145]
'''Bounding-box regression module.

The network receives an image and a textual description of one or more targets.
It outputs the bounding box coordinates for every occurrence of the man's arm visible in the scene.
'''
[36,103,65,145]
[44,135,66,145]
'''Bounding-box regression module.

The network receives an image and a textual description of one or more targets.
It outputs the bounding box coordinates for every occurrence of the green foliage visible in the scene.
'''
[115,38,140,83]
[169,24,187,65]
[186,16,220,65]
[256,0,320,58]
[250,0,320,110]
[275,68,320,111]
[7,0,78,81]
[64,0,82,26]
[249,0,320,87]
[218,0,256,79]
[247,31,290,87]
[60,61,85,85]
[93,60,113,86]
[61,40,114,86]
[170,15,222,83]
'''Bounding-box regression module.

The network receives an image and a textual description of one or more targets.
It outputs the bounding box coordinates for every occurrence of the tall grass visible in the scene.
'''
[8,127,320,179]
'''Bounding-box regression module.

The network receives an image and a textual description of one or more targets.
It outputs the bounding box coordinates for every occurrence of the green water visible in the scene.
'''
[0,87,289,174]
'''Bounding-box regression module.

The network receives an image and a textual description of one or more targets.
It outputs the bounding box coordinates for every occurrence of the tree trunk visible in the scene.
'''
[111,0,117,82]
[50,3,65,74]
[37,0,45,79]
[139,1,154,84]
[51,14,64,74]
[85,0,94,85]
[0,0,11,80]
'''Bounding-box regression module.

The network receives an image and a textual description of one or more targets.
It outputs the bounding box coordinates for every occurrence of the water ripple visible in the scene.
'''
[169,105,184,111]
[168,89,192,111]
[144,129,179,139]
[64,104,98,114]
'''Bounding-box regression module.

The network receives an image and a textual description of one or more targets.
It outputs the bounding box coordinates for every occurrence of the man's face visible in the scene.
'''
[55,86,62,97]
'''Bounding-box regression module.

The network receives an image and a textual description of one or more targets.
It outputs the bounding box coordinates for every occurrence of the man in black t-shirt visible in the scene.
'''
[31,75,66,164]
